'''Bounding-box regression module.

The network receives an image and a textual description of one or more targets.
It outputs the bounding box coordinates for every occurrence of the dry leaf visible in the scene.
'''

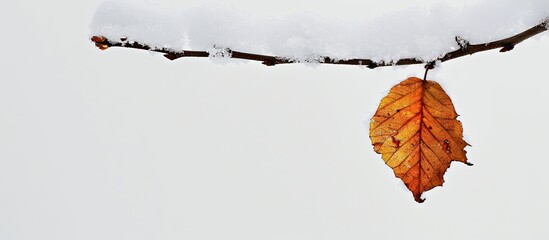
[369,77,471,203]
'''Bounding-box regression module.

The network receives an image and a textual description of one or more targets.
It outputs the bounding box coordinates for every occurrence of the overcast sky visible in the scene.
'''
[1,1,549,240]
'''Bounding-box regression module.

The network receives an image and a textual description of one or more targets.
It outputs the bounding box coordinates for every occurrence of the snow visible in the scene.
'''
[90,0,549,63]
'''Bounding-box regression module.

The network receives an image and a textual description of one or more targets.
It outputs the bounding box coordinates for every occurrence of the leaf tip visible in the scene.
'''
[414,194,425,203]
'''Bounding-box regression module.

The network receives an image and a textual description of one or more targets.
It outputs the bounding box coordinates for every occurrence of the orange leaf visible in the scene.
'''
[369,77,471,203]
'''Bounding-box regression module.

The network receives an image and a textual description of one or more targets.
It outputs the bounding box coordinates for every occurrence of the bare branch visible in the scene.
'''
[91,18,548,68]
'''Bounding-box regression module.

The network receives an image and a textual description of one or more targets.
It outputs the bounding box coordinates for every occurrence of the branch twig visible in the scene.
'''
[91,18,548,68]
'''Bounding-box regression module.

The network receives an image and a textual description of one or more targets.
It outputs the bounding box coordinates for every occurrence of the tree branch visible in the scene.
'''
[91,18,548,68]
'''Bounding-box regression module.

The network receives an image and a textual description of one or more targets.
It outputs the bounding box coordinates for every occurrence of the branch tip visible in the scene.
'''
[91,35,107,44]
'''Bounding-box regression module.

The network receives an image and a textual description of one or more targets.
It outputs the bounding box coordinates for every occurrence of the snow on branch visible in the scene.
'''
[91,18,548,68]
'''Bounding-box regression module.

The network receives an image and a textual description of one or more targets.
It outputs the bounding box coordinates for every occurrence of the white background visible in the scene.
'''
[1,1,548,239]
